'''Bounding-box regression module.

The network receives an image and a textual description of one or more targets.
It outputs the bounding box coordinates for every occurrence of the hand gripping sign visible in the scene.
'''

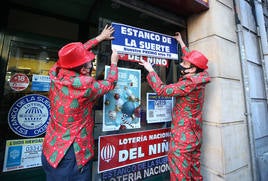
[111,22,178,60]
[118,54,169,67]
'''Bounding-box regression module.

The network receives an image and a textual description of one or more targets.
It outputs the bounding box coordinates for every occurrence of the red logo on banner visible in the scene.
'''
[98,128,171,173]
[118,54,169,67]
[9,73,30,91]
[101,144,116,163]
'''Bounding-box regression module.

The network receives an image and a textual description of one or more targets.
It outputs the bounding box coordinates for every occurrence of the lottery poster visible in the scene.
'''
[146,93,174,123]
[103,66,141,131]
[2,138,44,172]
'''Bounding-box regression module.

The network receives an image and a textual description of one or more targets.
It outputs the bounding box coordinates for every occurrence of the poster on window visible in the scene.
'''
[146,93,174,123]
[2,138,44,172]
[103,66,141,131]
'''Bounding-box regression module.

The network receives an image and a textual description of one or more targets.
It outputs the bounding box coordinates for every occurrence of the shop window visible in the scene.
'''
[0,20,182,180]
[90,18,180,180]
[93,18,177,136]
[0,39,58,172]
[4,41,57,95]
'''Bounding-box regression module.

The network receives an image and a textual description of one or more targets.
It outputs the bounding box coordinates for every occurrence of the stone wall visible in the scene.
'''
[187,0,253,180]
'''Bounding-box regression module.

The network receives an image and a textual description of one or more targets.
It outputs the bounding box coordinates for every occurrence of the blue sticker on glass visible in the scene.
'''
[6,146,22,167]
[148,101,155,110]
[8,94,51,137]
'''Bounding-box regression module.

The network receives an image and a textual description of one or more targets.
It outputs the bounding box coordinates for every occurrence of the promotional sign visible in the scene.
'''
[2,138,44,172]
[31,74,51,92]
[98,128,171,173]
[8,94,50,137]
[118,54,169,67]
[103,66,141,131]
[111,22,178,60]
[147,93,174,123]
[9,73,29,91]
[101,156,169,181]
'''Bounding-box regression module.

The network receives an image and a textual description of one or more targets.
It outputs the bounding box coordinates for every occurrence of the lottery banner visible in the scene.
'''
[98,128,171,173]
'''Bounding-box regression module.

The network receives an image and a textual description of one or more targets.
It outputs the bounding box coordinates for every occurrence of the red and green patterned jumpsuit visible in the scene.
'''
[146,49,210,180]
[42,39,118,169]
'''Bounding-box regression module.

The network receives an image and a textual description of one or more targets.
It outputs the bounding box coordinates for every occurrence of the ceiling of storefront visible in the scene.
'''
[7,0,209,34]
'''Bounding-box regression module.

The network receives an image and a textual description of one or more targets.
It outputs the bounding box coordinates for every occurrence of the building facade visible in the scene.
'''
[189,0,267,180]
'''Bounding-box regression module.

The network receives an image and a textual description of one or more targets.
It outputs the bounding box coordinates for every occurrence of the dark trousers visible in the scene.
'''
[42,145,92,181]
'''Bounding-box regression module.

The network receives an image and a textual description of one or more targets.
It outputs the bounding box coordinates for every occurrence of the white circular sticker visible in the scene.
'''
[8,94,51,137]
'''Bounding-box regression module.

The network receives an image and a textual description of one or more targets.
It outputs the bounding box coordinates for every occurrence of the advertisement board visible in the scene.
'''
[98,128,171,173]
[111,22,178,60]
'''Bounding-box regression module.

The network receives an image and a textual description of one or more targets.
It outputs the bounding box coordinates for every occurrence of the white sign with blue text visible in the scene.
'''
[111,22,178,60]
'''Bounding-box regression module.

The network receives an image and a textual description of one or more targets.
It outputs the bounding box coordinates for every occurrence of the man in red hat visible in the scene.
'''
[139,32,210,181]
[42,25,119,181]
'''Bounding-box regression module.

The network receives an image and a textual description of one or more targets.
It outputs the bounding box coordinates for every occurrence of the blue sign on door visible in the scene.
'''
[111,22,178,60]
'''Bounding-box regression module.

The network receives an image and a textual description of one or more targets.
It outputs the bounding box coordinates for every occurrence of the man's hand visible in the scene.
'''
[96,25,115,42]
[139,60,154,72]
[174,32,186,48]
